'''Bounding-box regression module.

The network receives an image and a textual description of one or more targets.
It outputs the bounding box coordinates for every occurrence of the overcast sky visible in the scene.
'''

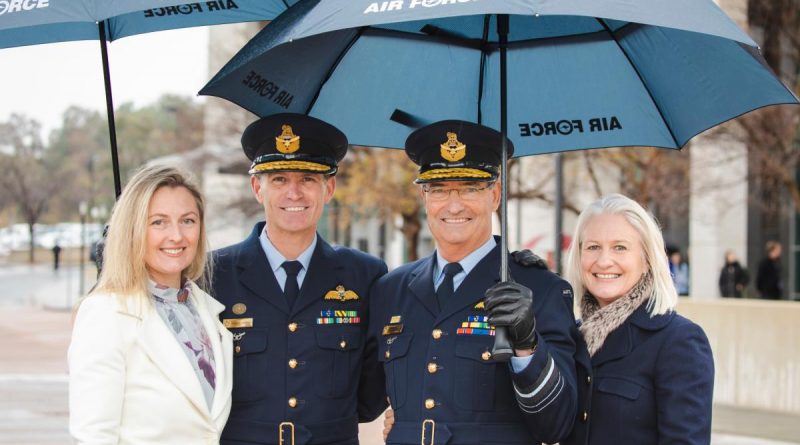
[0,27,210,137]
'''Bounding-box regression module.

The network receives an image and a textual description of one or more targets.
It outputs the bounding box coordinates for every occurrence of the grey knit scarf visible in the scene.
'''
[579,272,653,357]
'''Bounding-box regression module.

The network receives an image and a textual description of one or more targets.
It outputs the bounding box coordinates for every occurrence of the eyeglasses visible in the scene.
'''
[422,183,494,201]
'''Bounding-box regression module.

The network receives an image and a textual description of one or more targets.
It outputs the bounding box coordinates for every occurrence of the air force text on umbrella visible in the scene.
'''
[364,0,478,14]
[143,0,240,18]
[243,71,294,109]
[519,116,623,138]
[0,0,49,17]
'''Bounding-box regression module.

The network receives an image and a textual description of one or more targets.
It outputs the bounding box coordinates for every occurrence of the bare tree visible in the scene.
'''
[0,114,63,263]
[336,147,423,261]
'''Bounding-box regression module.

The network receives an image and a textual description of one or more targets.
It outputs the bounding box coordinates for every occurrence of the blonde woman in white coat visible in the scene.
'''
[69,165,232,444]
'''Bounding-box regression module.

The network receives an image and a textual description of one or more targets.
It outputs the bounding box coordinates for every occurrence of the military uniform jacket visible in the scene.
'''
[574,305,714,445]
[369,240,587,445]
[211,222,388,445]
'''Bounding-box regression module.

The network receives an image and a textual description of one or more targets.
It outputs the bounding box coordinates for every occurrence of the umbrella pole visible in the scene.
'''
[98,21,122,199]
[492,13,514,362]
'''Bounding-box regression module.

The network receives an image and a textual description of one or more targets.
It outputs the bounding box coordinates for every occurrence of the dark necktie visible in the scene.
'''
[436,262,463,310]
[282,260,303,309]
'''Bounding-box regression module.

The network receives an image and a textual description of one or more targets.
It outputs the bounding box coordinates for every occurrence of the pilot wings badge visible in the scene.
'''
[324,285,359,302]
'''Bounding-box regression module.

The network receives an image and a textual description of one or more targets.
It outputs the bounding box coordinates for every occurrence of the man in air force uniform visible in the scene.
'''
[212,113,388,445]
[369,120,589,445]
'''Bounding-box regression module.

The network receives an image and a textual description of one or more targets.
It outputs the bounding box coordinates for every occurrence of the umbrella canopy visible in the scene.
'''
[0,0,296,196]
[0,0,296,48]
[199,0,799,358]
[200,0,798,156]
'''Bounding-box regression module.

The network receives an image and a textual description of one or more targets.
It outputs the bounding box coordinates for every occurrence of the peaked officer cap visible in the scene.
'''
[405,120,514,183]
[242,113,348,175]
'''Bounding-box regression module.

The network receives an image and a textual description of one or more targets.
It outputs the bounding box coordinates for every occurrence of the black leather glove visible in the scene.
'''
[511,249,548,270]
[484,281,537,350]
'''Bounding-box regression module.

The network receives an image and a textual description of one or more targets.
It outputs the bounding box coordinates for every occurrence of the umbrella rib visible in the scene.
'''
[304,27,367,115]
[594,18,681,148]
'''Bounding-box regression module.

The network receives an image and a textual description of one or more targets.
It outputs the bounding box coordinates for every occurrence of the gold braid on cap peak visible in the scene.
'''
[250,160,330,173]
[418,168,492,181]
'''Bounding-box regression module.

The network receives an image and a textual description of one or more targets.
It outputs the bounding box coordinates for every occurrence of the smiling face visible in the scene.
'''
[252,171,335,241]
[580,213,648,307]
[421,180,500,261]
[144,186,201,288]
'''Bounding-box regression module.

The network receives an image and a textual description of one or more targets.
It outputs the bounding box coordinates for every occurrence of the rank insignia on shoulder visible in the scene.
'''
[383,324,404,336]
[223,318,253,329]
[473,301,485,310]
[324,285,359,302]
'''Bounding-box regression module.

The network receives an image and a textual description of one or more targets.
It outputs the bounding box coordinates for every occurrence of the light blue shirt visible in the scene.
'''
[259,229,317,291]
[433,237,497,291]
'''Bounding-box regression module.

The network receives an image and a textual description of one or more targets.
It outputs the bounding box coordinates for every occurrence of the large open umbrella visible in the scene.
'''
[200,0,799,358]
[0,0,297,196]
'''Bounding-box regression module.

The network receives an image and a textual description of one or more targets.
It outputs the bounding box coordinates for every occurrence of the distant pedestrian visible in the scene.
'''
[756,241,783,300]
[718,250,749,298]
[52,243,62,271]
[669,250,690,296]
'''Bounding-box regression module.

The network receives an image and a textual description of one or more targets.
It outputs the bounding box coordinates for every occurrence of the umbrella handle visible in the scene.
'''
[492,327,513,361]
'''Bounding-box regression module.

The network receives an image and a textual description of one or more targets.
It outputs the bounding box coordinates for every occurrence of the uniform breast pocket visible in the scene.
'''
[313,328,363,399]
[232,329,268,402]
[454,340,497,411]
[595,377,653,428]
[378,333,413,409]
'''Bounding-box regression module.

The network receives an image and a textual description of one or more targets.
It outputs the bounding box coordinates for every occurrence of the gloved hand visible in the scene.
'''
[511,249,548,270]
[484,281,537,350]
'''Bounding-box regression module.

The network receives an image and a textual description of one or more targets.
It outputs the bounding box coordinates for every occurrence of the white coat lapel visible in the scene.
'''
[136,303,208,415]
[191,283,232,421]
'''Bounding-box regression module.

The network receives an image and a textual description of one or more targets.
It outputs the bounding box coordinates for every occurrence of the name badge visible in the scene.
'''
[223,318,253,329]
[382,324,403,335]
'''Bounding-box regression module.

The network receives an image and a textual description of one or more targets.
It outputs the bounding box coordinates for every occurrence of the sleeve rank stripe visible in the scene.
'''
[515,354,556,398]
[517,373,565,414]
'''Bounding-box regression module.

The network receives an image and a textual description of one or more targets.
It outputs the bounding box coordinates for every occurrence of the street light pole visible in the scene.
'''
[79,201,88,298]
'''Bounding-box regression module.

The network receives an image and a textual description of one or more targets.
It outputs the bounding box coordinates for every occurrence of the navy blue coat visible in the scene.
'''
[368,240,591,445]
[570,304,714,445]
[211,222,388,445]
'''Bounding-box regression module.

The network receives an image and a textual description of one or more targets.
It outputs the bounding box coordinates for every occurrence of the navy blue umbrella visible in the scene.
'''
[0,0,296,196]
[200,0,798,358]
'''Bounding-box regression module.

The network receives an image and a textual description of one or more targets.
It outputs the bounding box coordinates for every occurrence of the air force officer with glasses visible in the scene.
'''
[368,120,592,445]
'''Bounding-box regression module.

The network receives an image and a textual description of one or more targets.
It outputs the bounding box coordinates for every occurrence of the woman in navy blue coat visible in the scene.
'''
[564,194,714,445]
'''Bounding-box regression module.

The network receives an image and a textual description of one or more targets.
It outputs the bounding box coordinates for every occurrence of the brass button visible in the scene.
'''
[481,351,492,361]
[385,350,391,359]
[288,397,298,408]
[586,376,592,384]
[288,322,298,332]
[340,340,347,349]
[581,411,588,422]
[234,345,241,354]
[432,329,442,340]
[424,398,435,409]
[288,358,298,369]
[427,363,438,374]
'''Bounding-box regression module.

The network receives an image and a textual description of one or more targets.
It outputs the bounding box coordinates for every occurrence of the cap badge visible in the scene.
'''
[440,131,466,162]
[276,124,300,154]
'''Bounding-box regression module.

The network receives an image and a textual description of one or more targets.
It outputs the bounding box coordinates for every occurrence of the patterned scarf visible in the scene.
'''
[579,272,653,357]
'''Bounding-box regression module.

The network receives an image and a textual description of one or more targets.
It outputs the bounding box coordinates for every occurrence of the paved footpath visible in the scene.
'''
[0,265,797,444]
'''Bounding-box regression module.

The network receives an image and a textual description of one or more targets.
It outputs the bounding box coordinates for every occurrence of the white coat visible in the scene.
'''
[68,283,232,445]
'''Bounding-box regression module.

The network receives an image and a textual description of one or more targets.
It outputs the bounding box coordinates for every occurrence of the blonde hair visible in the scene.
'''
[565,193,677,316]
[92,164,212,300]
